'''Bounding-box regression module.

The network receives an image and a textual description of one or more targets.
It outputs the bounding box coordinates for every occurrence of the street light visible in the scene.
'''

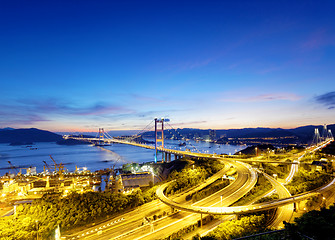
[152,173,155,185]
[35,220,39,240]
[150,169,155,185]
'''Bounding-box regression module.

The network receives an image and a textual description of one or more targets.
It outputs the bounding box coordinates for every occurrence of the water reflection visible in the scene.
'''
[0,140,246,175]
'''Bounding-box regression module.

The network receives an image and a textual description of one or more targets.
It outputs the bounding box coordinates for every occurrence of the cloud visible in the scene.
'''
[16,98,131,116]
[0,98,133,126]
[247,93,301,102]
[315,91,335,109]
[301,29,335,51]
[173,121,207,126]
[0,110,49,126]
[75,104,128,116]
[220,93,302,102]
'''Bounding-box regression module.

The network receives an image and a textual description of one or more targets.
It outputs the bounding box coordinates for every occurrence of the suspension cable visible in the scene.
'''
[124,119,155,142]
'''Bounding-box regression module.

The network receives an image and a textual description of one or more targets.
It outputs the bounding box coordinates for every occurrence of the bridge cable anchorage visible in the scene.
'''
[166,122,201,153]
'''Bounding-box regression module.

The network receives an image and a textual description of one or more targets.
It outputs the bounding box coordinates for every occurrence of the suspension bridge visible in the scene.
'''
[313,124,334,145]
[66,118,212,163]
[65,119,334,165]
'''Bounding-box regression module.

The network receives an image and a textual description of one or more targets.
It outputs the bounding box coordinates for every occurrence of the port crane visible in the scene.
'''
[49,155,65,176]
[108,157,121,192]
[49,155,66,188]
[43,160,53,174]
[7,161,19,176]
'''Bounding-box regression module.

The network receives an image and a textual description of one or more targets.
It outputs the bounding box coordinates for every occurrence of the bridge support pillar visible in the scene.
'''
[168,153,171,162]
[155,118,165,163]
[200,214,203,227]
[165,152,168,162]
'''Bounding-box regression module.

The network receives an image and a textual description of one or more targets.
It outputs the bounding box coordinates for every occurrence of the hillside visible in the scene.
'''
[141,124,335,145]
[321,141,335,155]
[0,128,63,144]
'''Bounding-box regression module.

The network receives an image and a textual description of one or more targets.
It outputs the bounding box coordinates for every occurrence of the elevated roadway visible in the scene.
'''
[262,172,293,229]
[156,179,318,216]
[128,160,258,240]
[156,161,258,215]
[66,160,257,240]
[68,136,322,165]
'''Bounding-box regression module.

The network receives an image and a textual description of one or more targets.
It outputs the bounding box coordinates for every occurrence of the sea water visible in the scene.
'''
[0,139,246,175]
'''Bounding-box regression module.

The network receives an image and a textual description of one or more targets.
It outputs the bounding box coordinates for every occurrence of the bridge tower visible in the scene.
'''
[328,129,334,140]
[312,128,321,145]
[322,124,328,141]
[155,118,165,163]
[98,128,105,145]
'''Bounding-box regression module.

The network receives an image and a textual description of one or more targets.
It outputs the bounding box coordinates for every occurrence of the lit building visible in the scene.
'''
[209,130,216,141]
[119,172,154,191]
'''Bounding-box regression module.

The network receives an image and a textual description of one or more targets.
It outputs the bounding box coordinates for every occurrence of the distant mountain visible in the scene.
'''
[215,128,296,138]
[142,124,335,145]
[0,127,15,131]
[290,124,335,141]
[0,128,63,144]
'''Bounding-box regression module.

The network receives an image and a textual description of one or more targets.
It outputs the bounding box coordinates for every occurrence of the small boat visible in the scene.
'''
[94,143,111,147]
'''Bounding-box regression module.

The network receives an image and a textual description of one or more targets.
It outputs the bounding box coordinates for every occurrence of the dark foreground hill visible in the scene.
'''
[0,128,63,144]
[321,141,335,155]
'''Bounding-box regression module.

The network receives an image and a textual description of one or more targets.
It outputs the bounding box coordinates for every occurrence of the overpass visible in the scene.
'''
[155,164,333,216]
[154,138,333,216]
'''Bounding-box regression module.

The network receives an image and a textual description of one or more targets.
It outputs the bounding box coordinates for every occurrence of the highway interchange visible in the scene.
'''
[66,160,257,239]
[64,138,334,240]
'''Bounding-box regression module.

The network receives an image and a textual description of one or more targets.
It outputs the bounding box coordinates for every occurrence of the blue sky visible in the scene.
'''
[0,1,334,132]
